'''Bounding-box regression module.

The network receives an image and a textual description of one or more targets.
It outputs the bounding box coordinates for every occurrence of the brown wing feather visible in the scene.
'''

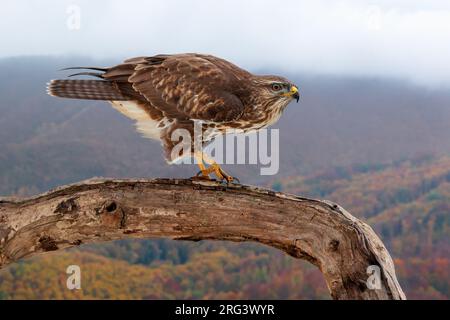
[103,54,250,123]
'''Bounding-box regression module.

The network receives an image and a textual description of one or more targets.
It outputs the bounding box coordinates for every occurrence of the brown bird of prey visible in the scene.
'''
[47,53,299,183]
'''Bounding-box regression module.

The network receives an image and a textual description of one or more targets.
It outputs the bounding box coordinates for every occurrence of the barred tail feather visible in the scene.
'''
[47,80,129,101]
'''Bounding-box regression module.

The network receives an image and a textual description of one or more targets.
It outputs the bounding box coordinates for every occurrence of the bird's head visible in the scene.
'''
[252,76,300,105]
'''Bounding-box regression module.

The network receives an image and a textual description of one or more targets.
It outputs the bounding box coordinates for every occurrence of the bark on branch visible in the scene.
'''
[0,178,405,300]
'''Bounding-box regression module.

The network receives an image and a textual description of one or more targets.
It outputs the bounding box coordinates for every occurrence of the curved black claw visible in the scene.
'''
[214,167,240,185]
[220,175,240,185]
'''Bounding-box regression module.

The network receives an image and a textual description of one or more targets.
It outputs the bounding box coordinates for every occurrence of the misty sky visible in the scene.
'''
[1,0,450,87]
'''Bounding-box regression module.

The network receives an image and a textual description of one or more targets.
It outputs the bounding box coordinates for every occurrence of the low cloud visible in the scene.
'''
[1,0,450,87]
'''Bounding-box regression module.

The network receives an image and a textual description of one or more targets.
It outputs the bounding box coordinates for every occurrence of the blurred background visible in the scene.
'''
[0,0,449,299]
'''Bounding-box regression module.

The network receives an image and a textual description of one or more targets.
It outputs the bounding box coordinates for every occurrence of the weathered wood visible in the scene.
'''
[0,178,406,300]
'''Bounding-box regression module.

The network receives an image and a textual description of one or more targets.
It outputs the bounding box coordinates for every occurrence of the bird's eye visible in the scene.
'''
[271,83,282,91]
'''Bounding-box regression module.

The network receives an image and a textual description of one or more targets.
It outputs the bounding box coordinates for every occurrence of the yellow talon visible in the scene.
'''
[193,152,239,183]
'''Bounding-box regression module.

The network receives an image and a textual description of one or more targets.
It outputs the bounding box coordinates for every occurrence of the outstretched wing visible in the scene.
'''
[103,54,249,123]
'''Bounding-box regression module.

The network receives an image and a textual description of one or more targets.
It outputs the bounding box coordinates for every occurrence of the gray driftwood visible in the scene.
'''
[0,178,406,300]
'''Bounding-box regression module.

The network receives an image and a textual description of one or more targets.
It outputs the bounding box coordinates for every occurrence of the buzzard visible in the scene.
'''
[47,53,299,182]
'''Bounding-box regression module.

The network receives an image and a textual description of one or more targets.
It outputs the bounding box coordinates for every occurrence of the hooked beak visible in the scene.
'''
[286,85,300,103]
[290,86,300,103]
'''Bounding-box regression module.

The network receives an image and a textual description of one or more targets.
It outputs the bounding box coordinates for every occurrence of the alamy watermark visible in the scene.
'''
[366,265,382,290]
[66,5,81,31]
[66,265,81,290]
[170,121,280,176]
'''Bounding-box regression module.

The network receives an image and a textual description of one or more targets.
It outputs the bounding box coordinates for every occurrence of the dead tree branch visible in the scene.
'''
[0,178,405,300]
